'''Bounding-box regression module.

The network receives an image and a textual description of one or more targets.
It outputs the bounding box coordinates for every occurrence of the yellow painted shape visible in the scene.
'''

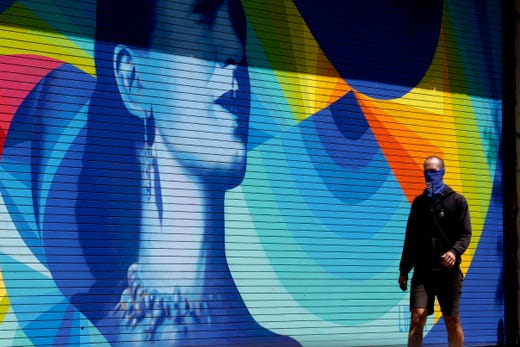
[243,0,350,123]
[0,269,10,325]
[0,2,94,76]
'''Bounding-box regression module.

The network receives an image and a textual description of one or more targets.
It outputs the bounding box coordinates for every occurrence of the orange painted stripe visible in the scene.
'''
[355,91,442,203]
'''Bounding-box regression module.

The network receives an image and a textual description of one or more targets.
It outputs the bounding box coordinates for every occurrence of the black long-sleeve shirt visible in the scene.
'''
[399,185,471,276]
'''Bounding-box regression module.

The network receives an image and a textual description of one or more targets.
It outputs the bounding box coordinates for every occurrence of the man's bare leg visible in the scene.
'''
[443,314,464,347]
[408,308,428,347]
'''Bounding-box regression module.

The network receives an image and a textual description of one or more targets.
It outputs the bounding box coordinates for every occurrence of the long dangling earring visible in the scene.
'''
[143,109,156,201]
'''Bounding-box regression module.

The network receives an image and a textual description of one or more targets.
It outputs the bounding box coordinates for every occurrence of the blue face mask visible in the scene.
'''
[424,168,445,198]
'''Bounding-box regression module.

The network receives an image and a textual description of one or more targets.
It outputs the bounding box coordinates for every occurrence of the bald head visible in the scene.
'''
[423,156,444,172]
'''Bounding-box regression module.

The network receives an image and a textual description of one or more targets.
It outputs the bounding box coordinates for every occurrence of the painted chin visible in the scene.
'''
[204,151,247,189]
[220,144,247,173]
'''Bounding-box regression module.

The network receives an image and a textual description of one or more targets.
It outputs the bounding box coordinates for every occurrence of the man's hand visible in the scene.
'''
[441,250,456,268]
[398,274,408,291]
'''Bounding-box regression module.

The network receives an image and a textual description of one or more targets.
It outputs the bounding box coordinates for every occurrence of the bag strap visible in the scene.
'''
[427,197,451,250]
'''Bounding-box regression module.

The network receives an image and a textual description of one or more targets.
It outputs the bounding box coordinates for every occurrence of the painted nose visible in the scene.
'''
[214,1,244,69]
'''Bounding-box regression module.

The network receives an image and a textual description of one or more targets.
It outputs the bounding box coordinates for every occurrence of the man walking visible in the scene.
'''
[398,156,471,347]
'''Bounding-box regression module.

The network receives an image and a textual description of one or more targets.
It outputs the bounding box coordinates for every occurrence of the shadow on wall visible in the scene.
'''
[497,318,505,346]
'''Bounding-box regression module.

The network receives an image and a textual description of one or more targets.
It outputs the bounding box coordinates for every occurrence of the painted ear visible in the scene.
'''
[113,45,147,118]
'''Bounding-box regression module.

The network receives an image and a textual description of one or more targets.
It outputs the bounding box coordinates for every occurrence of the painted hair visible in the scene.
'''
[74,0,160,323]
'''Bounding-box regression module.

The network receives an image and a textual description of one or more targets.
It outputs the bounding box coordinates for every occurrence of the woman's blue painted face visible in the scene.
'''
[138,0,249,185]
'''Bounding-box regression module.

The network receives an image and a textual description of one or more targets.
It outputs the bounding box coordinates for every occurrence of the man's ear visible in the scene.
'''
[113,45,147,118]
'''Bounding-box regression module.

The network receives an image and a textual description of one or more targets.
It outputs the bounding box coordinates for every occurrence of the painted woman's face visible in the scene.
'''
[139,0,249,187]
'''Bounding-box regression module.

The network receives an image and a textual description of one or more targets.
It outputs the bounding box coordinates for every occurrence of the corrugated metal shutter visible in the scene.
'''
[0,1,505,346]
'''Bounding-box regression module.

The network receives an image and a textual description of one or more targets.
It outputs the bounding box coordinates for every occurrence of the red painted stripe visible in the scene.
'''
[0,54,63,157]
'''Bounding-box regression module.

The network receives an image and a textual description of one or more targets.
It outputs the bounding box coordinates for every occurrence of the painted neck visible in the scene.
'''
[137,141,231,296]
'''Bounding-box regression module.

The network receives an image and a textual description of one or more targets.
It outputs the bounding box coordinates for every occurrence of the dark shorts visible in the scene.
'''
[410,268,463,316]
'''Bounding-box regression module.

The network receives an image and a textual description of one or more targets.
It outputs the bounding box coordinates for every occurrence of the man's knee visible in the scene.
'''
[410,308,428,328]
[443,314,461,329]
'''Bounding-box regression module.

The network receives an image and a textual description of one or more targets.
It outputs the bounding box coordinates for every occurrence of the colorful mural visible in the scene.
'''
[0,0,503,346]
